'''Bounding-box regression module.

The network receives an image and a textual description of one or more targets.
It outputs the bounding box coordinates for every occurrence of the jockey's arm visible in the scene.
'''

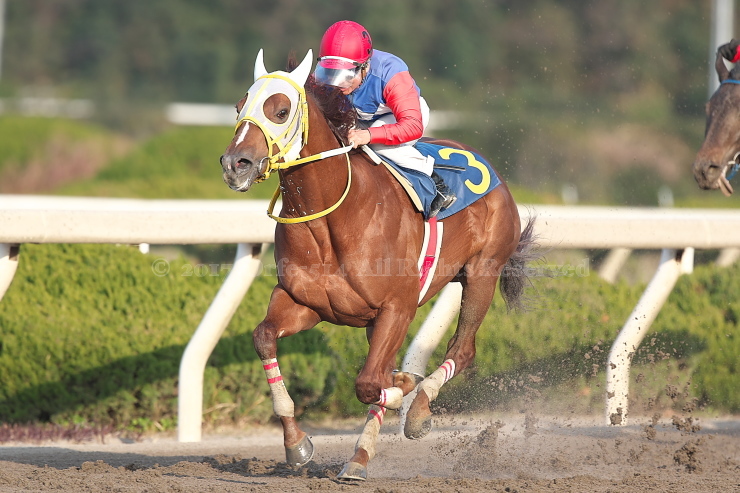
[367,71,424,146]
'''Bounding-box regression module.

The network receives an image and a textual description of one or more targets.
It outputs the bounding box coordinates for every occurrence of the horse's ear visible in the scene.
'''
[254,49,268,81]
[716,51,731,83]
[288,49,313,87]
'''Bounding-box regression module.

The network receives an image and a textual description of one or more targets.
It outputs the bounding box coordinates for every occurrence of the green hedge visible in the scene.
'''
[0,117,117,171]
[0,244,737,431]
[59,125,278,200]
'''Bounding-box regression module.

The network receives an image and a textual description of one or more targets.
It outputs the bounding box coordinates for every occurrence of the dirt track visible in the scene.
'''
[0,413,738,492]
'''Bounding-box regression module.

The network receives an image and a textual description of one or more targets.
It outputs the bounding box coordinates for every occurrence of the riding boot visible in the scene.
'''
[429,171,457,218]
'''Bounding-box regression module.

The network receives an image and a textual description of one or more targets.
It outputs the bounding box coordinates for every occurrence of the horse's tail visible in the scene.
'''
[500,214,538,312]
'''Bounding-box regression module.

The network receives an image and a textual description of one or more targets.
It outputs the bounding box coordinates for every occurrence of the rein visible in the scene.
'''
[728,152,740,181]
[267,152,352,224]
[235,73,353,224]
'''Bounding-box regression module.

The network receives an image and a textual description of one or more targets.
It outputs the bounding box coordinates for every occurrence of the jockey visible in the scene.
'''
[313,20,456,217]
[719,39,740,62]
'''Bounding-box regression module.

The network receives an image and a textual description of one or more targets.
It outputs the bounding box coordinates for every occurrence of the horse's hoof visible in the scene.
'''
[285,435,314,467]
[337,461,367,481]
[404,414,432,440]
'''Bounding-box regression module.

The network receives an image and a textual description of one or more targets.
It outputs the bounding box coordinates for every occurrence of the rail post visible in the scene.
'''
[0,243,19,303]
[178,242,266,442]
[605,247,694,426]
[398,282,463,430]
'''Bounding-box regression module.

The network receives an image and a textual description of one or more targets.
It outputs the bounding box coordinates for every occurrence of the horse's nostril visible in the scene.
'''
[237,158,253,168]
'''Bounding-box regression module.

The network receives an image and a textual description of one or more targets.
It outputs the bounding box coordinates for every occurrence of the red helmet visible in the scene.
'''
[314,21,373,88]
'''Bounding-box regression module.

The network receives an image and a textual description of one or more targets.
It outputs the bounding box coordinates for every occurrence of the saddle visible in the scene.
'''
[368,141,502,220]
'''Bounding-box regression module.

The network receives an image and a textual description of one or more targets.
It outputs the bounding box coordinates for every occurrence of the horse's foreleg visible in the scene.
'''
[354,307,416,409]
[336,306,415,480]
[253,286,321,466]
[405,274,497,440]
[337,405,386,481]
[337,371,420,481]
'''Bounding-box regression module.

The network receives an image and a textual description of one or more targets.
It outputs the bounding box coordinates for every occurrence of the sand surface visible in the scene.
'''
[0,414,738,492]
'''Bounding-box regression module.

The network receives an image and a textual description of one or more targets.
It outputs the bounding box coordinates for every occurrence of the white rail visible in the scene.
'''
[2,196,740,437]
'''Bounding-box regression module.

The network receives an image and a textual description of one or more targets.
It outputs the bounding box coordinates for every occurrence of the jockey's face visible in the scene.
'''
[340,72,363,95]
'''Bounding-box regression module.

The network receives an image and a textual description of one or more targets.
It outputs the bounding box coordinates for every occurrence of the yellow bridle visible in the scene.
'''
[234,73,352,224]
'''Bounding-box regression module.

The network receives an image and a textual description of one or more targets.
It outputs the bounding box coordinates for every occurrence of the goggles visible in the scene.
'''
[314,56,362,89]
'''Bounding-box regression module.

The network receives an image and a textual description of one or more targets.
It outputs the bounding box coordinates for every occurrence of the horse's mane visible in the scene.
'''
[287,55,356,143]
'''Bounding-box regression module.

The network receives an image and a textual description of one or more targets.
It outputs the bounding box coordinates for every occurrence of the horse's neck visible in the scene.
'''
[278,118,351,221]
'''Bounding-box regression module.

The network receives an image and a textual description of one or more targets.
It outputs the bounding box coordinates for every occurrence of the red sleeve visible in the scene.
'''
[733,46,740,63]
[367,71,424,146]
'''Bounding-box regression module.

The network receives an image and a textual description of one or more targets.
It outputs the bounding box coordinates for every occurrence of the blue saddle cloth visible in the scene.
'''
[384,142,501,220]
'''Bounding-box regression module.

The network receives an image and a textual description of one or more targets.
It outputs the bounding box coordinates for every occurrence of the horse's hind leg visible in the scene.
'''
[405,269,500,440]
[253,286,321,466]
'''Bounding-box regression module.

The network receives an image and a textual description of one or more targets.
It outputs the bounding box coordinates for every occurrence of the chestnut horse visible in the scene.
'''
[693,51,740,195]
[220,50,535,480]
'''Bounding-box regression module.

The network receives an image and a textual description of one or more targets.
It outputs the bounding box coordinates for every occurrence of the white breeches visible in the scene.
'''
[357,97,433,176]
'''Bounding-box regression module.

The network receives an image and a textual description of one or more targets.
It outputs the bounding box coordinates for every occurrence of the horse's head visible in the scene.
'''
[220,49,313,192]
[692,52,740,196]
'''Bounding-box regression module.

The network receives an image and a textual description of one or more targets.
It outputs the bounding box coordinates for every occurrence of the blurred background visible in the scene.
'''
[0,0,733,207]
[2,1,740,432]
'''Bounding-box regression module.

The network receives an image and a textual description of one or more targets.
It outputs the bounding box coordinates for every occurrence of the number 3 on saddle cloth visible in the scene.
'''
[379,141,501,220]
[376,141,502,301]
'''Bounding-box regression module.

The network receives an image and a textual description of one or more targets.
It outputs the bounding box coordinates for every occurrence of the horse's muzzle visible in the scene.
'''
[220,153,264,192]
[692,159,733,196]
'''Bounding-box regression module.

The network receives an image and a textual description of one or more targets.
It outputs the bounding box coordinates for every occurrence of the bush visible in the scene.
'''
[59,125,278,200]
[435,261,740,416]
[0,116,129,193]
[0,244,737,431]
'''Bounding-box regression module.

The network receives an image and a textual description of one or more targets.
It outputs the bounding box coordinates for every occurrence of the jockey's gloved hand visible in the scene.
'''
[718,39,740,61]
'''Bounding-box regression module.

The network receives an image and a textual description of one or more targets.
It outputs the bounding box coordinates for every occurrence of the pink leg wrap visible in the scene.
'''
[356,405,386,459]
[262,358,295,417]
[376,386,404,409]
[418,359,456,402]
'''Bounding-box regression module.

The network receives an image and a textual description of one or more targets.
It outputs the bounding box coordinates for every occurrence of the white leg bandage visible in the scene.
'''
[355,405,386,460]
[418,359,456,402]
[262,358,295,417]
[376,386,404,410]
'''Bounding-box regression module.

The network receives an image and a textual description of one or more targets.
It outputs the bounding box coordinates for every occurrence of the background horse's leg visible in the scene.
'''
[253,286,321,466]
[405,267,500,440]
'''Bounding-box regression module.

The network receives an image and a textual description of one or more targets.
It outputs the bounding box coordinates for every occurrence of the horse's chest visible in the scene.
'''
[275,249,366,318]
[274,224,421,323]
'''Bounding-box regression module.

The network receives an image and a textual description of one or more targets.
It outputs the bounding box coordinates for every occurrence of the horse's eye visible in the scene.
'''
[277,109,288,120]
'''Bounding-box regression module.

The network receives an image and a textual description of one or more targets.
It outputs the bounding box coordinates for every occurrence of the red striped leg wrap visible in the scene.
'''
[376,386,404,410]
[368,404,387,426]
[356,404,386,460]
[419,359,456,402]
[439,359,455,384]
[262,358,294,417]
